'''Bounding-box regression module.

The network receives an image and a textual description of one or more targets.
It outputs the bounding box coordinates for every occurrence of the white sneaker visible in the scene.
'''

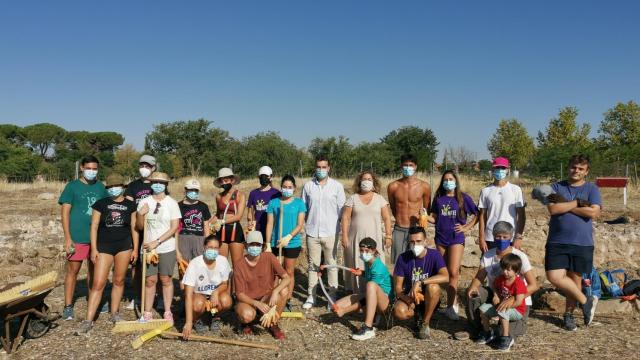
[125,300,136,311]
[302,296,315,310]
[351,325,376,341]
[444,305,459,321]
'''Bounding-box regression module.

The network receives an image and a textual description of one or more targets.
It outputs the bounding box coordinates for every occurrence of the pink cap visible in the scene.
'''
[492,157,510,168]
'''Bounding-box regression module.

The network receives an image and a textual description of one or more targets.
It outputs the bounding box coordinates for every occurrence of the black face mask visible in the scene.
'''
[259,175,270,187]
[221,183,232,192]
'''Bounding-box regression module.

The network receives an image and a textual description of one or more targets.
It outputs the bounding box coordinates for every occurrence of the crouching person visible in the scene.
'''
[475,253,527,351]
[234,231,290,340]
[392,226,449,339]
[333,238,393,341]
[181,235,232,339]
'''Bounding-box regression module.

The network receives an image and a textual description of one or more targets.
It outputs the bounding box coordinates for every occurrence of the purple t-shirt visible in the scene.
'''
[247,187,281,233]
[393,249,446,293]
[431,193,478,245]
[547,181,602,246]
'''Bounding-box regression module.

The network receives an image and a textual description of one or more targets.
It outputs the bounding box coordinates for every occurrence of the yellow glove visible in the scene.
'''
[210,219,225,233]
[278,234,293,248]
[178,258,189,277]
[147,250,159,265]
[419,208,429,229]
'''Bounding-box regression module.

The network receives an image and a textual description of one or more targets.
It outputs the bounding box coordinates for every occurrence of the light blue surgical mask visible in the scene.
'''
[107,186,124,197]
[247,246,262,257]
[493,169,508,181]
[495,239,511,252]
[204,248,219,261]
[281,188,294,198]
[443,180,456,191]
[316,169,328,180]
[83,169,98,181]
[151,183,166,194]
[360,252,373,263]
[186,191,199,200]
[402,166,415,177]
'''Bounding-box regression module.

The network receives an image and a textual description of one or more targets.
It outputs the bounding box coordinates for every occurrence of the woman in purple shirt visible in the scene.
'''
[428,170,478,320]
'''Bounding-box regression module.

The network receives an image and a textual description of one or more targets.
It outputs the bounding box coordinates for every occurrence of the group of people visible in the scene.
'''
[58,151,602,351]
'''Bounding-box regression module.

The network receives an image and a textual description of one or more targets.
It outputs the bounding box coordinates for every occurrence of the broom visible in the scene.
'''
[0,271,57,305]
[161,331,280,351]
[131,321,173,349]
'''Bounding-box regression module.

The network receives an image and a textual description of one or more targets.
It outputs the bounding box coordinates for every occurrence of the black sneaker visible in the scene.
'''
[351,324,376,341]
[210,316,223,332]
[582,295,597,326]
[563,313,577,331]
[194,319,208,334]
[497,336,514,351]
[474,329,495,344]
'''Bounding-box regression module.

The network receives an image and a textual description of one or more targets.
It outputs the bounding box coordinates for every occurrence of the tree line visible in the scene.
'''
[1,100,638,181]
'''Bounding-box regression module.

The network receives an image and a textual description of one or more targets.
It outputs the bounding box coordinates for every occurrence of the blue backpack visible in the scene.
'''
[599,269,627,298]
[582,268,602,299]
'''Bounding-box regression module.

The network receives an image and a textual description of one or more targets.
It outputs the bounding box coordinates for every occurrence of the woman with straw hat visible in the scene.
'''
[75,173,138,336]
[136,171,181,324]
[212,167,247,265]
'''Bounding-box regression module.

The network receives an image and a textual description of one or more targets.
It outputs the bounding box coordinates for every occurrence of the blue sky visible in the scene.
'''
[1,0,638,160]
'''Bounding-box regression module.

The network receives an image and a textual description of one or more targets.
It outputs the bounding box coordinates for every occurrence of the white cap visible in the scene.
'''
[184,179,201,190]
[246,231,264,245]
[258,166,273,176]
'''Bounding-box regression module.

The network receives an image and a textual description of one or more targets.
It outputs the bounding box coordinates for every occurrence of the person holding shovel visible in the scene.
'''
[265,175,306,310]
[74,174,138,335]
[213,168,246,265]
[136,172,181,324]
[234,231,290,340]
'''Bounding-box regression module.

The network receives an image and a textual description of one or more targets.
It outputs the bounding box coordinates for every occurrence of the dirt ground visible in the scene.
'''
[1,177,639,359]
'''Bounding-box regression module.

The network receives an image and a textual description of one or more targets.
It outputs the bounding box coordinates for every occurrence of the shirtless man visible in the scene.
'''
[387,154,431,263]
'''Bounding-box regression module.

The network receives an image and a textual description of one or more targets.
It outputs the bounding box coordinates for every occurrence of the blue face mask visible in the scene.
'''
[443,180,456,191]
[247,246,262,257]
[316,169,328,180]
[360,252,373,262]
[107,186,124,197]
[186,191,199,200]
[402,166,415,177]
[83,169,98,181]
[281,188,294,198]
[204,248,219,261]
[495,239,511,251]
[493,169,508,181]
[151,183,166,194]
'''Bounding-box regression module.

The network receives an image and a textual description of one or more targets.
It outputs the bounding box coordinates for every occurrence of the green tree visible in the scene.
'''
[352,142,396,176]
[381,126,439,172]
[0,124,25,145]
[22,123,66,158]
[113,144,141,178]
[487,119,535,170]
[0,137,42,180]
[235,132,307,178]
[307,136,355,177]
[598,101,640,146]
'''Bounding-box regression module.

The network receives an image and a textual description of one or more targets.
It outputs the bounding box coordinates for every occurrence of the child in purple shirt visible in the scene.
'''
[247,166,281,241]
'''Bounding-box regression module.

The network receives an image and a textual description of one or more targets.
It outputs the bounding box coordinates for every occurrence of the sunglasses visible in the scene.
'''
[154,202,161,215]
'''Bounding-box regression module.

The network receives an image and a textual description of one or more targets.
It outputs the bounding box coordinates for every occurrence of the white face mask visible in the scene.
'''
[360,180,374,192]
[411,244,425,257]
[139,167,152,178]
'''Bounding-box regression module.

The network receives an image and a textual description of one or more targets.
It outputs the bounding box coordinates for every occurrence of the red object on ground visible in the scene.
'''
[595,177,629,188]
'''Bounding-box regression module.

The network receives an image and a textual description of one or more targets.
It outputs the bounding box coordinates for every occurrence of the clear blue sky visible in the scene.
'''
[1,0,639,160]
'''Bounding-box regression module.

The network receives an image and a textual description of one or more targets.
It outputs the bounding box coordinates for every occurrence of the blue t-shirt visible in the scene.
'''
[547,181,602,247]
[431,193,478,245]
[364,256,393,297]
[393,249,446,294]
[266,197,306,249]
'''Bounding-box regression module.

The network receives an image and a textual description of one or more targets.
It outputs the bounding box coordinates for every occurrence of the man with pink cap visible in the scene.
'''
[477,157,526,252]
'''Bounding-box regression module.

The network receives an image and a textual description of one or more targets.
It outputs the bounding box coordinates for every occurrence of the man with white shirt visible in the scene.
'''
[465,222,539,339]
[301,155,346,310]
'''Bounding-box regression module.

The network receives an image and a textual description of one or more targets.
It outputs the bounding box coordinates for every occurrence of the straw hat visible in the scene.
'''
[147,172,171,182]
[105,174,125,187]
[184,179,201,190]
[214,168,240,187]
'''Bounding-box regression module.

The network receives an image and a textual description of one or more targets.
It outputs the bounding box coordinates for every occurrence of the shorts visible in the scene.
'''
[67,243,90,261]
[544,243,594,274]
[178,234,205,261]
[218,222,245,244]
[146,250,176,277]
[97,240,133,256]
[435,234,465,248]
[273,246,302,259]
[479,303,524,321]
[391,225,410,262]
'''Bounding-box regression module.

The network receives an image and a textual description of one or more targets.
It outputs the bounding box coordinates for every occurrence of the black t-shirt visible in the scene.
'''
[178,200,212,236]
[125,178,153,205]
[92,197,136,244]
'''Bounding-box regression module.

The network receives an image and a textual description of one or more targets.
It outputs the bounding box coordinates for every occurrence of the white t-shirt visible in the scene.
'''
[181,255,231,295]
[478,182,524,242]
[481,248,533,306]
[138,195,181,254]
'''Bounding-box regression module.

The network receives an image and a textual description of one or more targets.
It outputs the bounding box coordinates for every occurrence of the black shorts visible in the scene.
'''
[218,222,245,244]
[545,243,594,274]
[98,240,133,256]
[274,246,302,259]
